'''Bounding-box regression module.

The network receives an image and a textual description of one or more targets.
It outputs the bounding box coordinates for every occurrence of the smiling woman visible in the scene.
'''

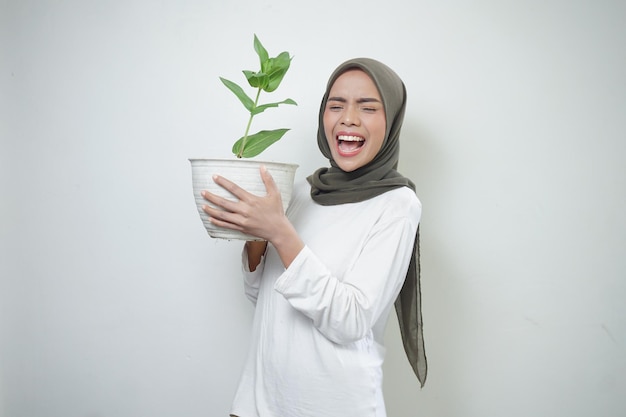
[323,69,387,172]
[203,58,426,417]
[323,69,386,172]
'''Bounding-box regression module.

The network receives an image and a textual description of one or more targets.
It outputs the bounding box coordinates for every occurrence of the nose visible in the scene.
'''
[341,105,360,126]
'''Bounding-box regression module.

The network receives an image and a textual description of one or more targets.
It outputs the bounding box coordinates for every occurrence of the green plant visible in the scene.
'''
[220,34,297,158]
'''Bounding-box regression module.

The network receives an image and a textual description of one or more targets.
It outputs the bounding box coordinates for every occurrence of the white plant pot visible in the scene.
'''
[189,158,299,241]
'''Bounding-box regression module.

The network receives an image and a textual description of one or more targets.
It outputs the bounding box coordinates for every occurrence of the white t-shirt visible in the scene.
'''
[230,179,421,417]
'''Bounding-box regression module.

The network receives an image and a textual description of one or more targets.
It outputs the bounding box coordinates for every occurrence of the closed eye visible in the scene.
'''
[327,97,345,111]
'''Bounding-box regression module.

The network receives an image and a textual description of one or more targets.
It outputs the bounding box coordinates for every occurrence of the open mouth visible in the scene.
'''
[337,134,365,155]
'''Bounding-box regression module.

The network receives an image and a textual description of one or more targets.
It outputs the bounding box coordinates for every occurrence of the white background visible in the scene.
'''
[2,1,625,416]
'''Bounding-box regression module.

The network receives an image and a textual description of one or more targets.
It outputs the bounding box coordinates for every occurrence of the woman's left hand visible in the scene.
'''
[201,165,289,242]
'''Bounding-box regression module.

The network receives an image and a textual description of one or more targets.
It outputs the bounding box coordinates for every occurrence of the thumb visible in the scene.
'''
[260,165,279,195]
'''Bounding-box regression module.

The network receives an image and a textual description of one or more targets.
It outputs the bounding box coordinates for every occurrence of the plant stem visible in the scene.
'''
[237,87,263,158]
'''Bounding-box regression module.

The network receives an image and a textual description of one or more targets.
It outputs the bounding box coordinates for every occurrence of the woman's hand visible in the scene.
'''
[202,165,285,241]
[202,166,304,268]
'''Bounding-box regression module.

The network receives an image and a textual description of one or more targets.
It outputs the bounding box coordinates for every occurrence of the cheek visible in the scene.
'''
[323,112,335,139]
[367,117,386,152]
[377,116,387,139]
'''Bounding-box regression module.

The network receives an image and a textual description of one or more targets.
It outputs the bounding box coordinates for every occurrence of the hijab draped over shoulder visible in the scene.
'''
[307,58,427,388]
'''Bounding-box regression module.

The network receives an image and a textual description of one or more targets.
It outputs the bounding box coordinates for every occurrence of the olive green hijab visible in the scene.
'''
[307,58,427,388]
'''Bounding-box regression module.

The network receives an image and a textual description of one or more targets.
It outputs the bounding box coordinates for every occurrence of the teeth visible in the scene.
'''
[338,135,364,142]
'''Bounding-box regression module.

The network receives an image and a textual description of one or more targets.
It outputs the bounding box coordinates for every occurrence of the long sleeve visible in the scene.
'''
[273,214,418,344]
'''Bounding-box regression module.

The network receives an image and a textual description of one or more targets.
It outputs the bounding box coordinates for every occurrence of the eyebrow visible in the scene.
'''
[327,96,382,104]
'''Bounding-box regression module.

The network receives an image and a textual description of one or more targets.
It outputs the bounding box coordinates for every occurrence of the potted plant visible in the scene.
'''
[190,34,299,241]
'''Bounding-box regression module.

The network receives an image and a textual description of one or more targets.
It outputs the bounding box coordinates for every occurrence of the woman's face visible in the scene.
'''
[323,69,386,172]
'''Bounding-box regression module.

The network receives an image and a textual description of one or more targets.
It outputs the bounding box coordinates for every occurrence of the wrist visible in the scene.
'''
[270,221,304,269]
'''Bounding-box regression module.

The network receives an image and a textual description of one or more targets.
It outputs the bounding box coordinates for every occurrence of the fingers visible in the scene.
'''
[201,198,245,232]
[211,174,252,201]
[201,189,238,213]
[207,166,276,203]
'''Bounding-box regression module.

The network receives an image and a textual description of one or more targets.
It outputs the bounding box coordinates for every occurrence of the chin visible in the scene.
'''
[335,159,362,173]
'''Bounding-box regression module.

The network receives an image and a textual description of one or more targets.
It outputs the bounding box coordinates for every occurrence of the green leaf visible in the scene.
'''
[243,70,269,90]
[253,34,269,68]
[232,128,290,158]
[265,52,292,92]
[251,98,297,115]
[220,77,254,112]
[242,70,260,88]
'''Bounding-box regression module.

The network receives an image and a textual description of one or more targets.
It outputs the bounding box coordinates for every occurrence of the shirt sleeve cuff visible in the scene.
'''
[273,245,311,293]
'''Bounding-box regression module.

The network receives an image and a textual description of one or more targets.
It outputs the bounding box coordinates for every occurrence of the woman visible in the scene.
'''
[202,58,426,417]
